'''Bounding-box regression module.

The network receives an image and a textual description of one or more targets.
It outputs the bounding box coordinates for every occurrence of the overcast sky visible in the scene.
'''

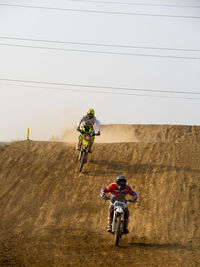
[0,0,200,141]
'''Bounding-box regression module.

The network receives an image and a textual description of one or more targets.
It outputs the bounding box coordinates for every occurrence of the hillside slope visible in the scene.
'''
[62,124,200,143]
[0,125,200,266]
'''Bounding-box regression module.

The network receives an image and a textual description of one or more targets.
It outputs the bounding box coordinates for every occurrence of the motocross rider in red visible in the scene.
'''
[101,175,138,233]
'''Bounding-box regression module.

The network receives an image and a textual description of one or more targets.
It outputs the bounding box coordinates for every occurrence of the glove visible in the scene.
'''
[102,195,108,200]
[97,131,100,136]
[130,198,137,203]
[77,127,80,132]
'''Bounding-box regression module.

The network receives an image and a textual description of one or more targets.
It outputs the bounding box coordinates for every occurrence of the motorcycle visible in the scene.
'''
[108,197,135,246]
[77,129,98,172]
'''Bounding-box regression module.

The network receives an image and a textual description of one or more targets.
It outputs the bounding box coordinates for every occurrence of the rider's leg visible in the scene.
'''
[124,208,130,234]
[76,134,83,150]
[88,136,95,153]
[107,204,114,232]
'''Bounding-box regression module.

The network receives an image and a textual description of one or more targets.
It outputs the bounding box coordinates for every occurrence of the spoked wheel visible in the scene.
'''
[114,215,122,246]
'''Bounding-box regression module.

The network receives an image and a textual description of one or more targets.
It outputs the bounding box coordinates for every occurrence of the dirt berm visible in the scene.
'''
[0,125,199,266]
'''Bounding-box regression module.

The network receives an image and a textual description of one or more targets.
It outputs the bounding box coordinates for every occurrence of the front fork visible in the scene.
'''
[78,150,88,163]
[78,139,92,164]
[112,212,125,233]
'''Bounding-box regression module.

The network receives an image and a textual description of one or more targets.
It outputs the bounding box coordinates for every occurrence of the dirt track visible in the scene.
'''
[0,125,200,266]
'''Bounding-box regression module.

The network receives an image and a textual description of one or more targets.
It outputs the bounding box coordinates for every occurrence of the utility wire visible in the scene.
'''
[1,36,199,53]
[0,82,199,100]
[0,78,199,96]
[1,43,200,61]
[68,0,200,8]
[0,3,200,19]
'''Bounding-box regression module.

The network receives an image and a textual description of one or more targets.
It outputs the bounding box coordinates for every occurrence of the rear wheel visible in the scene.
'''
[114,215,121,246]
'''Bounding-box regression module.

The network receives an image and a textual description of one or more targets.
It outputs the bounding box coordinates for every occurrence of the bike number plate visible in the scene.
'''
[114,201,126,208]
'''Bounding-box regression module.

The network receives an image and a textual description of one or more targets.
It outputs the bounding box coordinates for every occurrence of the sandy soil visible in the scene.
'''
[0,142,10,148]
[0,125,200,266]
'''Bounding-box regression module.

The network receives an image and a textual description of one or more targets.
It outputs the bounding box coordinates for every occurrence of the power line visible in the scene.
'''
[1,43,200,61]
[1,3,200,19]
[0,78,199,96]
[68,0,200,8]
[1,36,199,53]
[0,82,199,100]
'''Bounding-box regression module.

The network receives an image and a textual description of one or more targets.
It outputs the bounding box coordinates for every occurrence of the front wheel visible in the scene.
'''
[114,215,122,246]
[78,150,82,162]
[79,151,87,172]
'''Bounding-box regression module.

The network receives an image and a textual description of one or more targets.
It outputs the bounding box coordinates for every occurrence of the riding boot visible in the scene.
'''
[123,220,129,234]
[88,142,93,153]
[76,140,82,151]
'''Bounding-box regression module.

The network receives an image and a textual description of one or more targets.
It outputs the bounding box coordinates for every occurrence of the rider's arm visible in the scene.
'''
[100,183,113,198]
[100,186,109,198]
[94,117,100,132]
[126,185,138,201]
[77,116,86,129]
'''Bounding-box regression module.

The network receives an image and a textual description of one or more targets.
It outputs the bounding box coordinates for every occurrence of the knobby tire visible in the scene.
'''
[79,151,86,172]
[114,215,121,246]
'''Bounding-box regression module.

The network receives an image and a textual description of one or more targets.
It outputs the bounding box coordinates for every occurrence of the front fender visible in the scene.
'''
[115,206,124,214]
[82,139,89,150]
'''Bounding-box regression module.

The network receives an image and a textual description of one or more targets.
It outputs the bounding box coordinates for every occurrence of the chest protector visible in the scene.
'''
[82,115,96,128]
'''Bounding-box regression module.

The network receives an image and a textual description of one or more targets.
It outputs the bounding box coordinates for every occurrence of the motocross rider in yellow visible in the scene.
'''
[76,108,100,153]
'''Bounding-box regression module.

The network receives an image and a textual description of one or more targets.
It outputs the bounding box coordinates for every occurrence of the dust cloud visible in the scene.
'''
[61,124,138,143]
[61,124,200,144]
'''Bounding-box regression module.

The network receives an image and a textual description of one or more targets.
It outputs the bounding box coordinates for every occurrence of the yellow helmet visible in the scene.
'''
[87,108,95,118]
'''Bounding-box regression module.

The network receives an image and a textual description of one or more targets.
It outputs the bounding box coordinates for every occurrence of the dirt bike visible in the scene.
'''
[77,129,98,172]
[107,197,135,246]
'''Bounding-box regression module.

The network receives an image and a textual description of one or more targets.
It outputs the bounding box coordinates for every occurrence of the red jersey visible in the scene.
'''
[101,183,137,200]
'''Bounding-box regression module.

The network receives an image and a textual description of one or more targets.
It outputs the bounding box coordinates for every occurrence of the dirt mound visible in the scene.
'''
[62,124,200,143]
[0,125,200,266]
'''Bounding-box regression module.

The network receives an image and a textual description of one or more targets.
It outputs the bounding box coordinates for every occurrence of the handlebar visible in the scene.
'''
[77,129,100,136]
[103,196,137,203]
[127,199,137,203]
[77,129,83,134]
